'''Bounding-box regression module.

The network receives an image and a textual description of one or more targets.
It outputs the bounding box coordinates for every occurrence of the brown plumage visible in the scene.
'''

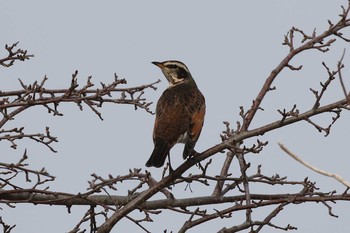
[146,60,205,168]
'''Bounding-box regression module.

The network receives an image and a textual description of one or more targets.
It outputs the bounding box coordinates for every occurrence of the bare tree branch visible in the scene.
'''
[279,143,350,188]
[0,42,34,67]
[2,2,350,233]
[337,48,350,105]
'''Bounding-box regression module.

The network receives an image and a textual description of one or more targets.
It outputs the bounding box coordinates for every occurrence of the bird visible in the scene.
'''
[145,60,206,168]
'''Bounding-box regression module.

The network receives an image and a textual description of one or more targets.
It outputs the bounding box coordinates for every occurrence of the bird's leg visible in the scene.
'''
[167,152,174,173]
[188,150,205,171]
[187,150,198,162]
[188,149,198,159]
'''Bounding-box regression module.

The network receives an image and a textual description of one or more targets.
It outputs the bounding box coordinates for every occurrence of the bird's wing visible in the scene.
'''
[153,88,189,145]
[183,92,206,158]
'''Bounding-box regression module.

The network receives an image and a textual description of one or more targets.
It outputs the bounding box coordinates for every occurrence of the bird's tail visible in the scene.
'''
[146,140,169,168]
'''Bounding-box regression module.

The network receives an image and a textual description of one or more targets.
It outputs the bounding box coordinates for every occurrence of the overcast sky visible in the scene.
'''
[1,1,350,232]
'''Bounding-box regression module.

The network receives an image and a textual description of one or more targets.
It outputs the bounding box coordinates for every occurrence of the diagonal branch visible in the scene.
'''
[242,9,350,131]
[279,143,350,188]
[214,3,350,197]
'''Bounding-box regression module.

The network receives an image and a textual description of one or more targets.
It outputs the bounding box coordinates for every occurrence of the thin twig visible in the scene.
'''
[278,143,350,188]
[337,48,350,105]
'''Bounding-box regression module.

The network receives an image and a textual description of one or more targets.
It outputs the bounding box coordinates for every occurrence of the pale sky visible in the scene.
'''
[1,1,350,232]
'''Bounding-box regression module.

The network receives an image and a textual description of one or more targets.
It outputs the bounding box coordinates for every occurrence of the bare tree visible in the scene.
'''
[1,2,350,233]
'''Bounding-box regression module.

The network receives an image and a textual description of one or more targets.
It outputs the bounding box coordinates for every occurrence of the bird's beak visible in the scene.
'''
[152,61,165,68]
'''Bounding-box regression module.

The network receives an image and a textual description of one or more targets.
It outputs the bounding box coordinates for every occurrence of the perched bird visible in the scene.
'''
[146,60,206,168]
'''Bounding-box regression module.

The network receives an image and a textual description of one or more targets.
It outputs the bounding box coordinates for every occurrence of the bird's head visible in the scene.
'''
[152,60,194,87]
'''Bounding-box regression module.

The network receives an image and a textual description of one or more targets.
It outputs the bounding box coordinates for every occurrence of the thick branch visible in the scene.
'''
[2,190,350,209]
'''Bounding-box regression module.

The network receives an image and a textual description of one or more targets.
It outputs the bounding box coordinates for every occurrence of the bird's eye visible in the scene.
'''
[177,67,188,77]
